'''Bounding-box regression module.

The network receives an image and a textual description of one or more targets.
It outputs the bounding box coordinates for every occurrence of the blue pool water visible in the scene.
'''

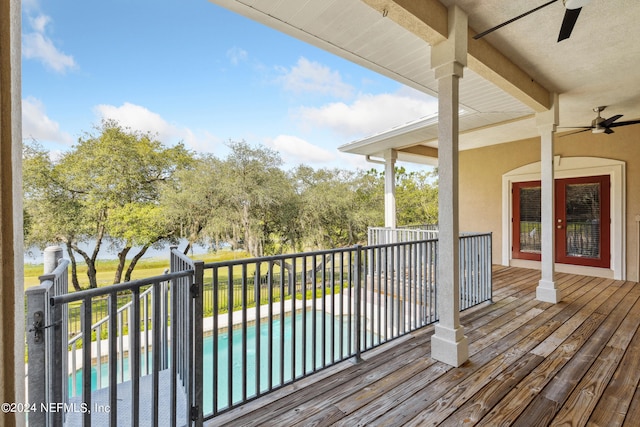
[70,310,356,413]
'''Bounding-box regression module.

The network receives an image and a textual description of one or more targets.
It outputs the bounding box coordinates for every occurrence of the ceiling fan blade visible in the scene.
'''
[557,7,582,41]
[604,128,614,134]
[608,119,640,128]
[474,0,557,40]
[599,114,623,128]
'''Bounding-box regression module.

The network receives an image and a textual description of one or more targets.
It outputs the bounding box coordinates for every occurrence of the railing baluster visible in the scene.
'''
[118,311,124,383]
[213,266,220,415]
[82,296,92,427]
[267,261,274,390]
[131,288,140,425]
[354,245,362,361]
[144,290,149,376]
[227,265,233,407]
[279,259,286,383]
[291,258,297,381]
[241,263,248,401]
[152,283,161,427]
[347,252,352,357]
[311,255,317,371]
[71,341,78,397]
[109,292,118,426]
[321,255,326,367]
[96,323,102,390]
[170,275,178,427]
[301,256,308,375]
[252,262,260,397]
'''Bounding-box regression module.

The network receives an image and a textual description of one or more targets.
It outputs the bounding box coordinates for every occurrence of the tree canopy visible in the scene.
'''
[24,126,438,289]
[24,119,192,289]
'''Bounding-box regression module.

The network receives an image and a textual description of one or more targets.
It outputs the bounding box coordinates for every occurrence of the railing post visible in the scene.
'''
[47,248,66,427]
[26,284,49,427]
[26,245,66,427]
[192,260,204,426]
[488,233,494,303]
[354,245,363,363]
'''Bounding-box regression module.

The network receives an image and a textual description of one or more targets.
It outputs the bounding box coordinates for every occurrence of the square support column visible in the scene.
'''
[536,93,561,303]
[384,149,397,228]
[1,0,25,425]
[430,5,468,367]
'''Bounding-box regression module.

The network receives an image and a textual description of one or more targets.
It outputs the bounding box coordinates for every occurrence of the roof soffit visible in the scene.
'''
[361,0,552,112]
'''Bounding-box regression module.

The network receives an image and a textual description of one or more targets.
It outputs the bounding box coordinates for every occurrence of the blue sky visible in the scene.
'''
[21,0,438,170]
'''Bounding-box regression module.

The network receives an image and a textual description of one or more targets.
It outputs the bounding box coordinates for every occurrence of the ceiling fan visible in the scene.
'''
[560,106,640,135]
[473,0,591,42]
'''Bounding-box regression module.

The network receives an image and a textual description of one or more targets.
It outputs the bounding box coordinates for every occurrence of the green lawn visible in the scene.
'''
[23,249,252,290]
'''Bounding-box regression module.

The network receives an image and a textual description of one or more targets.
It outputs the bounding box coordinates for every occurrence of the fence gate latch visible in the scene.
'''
[190,283,199,298]
[190,405,199,422]
[28,311,61,343]
[29,311,45,343]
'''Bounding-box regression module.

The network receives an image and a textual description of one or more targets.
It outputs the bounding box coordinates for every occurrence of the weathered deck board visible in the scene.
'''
[208,267,640,427]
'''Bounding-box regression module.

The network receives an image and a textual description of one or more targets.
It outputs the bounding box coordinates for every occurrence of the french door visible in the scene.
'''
[512,175,610,268]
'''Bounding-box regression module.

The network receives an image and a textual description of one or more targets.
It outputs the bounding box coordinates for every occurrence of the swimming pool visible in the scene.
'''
[69,310,356,413]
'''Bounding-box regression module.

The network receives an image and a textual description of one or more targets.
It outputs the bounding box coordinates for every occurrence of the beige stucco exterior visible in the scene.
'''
[459,125,640,282]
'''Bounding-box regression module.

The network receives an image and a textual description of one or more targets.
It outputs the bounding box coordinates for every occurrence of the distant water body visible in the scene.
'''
[24,239,211,265]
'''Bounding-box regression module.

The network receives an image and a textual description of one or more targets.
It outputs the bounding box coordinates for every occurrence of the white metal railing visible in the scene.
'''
[368,225,438,245]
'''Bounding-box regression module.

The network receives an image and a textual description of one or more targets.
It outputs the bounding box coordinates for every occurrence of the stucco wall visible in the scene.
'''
[459,125,640,281]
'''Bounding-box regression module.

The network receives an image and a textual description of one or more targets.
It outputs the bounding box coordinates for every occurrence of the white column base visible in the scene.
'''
[431,324,469,367]
[536,279,562,303]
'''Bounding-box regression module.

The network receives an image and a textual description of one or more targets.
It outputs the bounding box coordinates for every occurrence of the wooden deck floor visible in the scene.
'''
[208,267,640,426]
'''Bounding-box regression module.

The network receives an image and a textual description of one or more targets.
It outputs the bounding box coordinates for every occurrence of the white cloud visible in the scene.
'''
[93,102,222,152]
[265,135,336,165]
[279,57,354,99]
[226,47,248,65]
[295,91,438,138]
[22,0,41,14]
[22,97,73,145]
[22,11,77,74]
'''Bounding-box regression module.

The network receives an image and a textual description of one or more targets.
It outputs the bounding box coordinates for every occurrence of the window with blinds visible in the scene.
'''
[518,185,541,253]
[512,181,542,260]
[564,182,600,258]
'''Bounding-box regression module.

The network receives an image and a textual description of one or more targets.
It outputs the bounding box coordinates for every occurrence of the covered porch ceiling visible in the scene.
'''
[207,0,640,164]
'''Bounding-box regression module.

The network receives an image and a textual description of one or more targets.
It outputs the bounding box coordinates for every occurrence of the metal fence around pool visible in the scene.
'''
[26,233,492,426]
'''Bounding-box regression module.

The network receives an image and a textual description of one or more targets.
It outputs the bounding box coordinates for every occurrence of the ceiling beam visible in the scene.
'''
[399,145,439,159]
[467,31,551,112]
[360,0,552,112]
[360,0,448,45]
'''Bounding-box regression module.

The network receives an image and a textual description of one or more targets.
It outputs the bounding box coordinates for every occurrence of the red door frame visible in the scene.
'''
[512,175,611,268]
[555,175,610,268]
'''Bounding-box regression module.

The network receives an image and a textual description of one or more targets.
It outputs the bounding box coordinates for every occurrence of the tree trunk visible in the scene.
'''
[65,244,82,291]
[70,243,98,289]
[123,244,151,282]
[113,246,131,284]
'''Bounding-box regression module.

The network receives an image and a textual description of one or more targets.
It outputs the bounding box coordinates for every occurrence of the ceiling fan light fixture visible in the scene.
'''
[592,127,606,134]
[563,0,591,10]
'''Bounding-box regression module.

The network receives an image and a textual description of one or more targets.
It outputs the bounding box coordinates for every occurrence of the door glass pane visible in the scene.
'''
[519,186,541,253]
[565,183,600,258]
